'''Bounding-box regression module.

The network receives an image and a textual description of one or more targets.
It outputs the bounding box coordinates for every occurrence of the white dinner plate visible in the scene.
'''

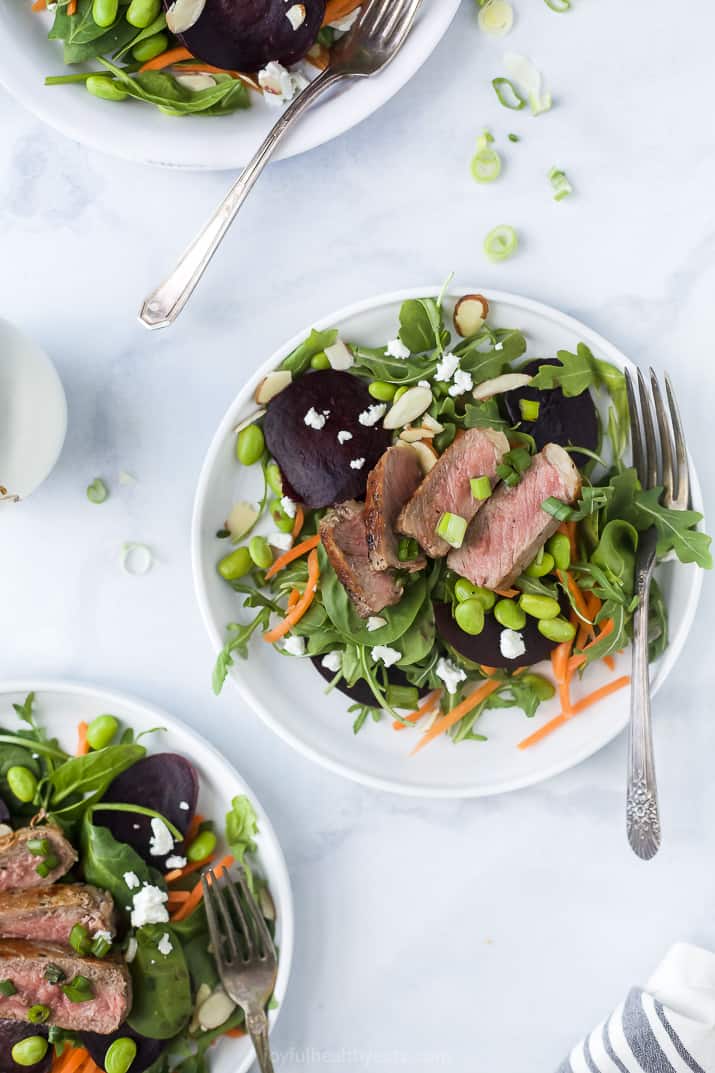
[0,679,294,1073]
[192,287,705,798]
[0,1,461,170]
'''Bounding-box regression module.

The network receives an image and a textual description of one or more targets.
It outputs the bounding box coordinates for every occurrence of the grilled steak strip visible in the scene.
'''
[364,445,427,572]
[397,428,510,558]
[0,828,77,893]
[447,443,581,589]
[319,500,403,618]
[0,886,115,946]
[0,939,131,1034]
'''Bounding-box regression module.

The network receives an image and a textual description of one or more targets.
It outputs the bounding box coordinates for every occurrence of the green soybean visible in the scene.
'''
[92,0,118,27]
[86,75,128,102]
[392,385,409,403]
[126,0,161,27]
[547,531,571,571]
[86,714,119,751]
[494,599,526,631]
[265,462,283,495]
[187,829,217,863]
[132,31,169,62]
[218,546,252,581]
[519,594,561,620]
[537,617,576,643]
[236,425,265,467]
[525,551,555,578]
[272,503,295,533]
[368,381,396,402]
[248,536,273,570]
[105,1038,138,1073]
[310,352,331,370]
[454,598,485,636]
[520,673,556,701]
[11,1037,49,1067]
[454,578,478,603]
[7,766,37,804]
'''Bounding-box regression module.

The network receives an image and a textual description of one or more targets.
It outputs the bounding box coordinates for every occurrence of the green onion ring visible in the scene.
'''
[491,77,527,110]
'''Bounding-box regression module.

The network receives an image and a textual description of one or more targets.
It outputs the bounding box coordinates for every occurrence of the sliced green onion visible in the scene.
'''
[491,77,526,110]
[483,224,519,262]
[508,132,520,142]
[470,476,492,500]
[397,538,419,562]
[478,0,514,36]
[69,924,91,955]
[519,399,541,421]
[544,0,570,10]
[43,964,66,985]
[436,512,468,549]
[120,543,153,576]
[90,936,112,959]
[26,838,50,857]
[549,166,573,201]
[0,979,17,997]
[386,685,419,710]
[27,1005,50,1024]
[86,478,108,504]
[541,496,573,521]
[471,148,502,183]
[62,976,93,1004]
[503,52,553,116]
[476,130,494,151]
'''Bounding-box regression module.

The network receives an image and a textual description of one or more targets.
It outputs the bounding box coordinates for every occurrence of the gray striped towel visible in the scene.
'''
[557,944,715,1073]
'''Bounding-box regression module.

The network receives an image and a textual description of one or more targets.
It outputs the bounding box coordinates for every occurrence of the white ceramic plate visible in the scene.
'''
[0,1,460,170]
[0,679,294,1073]
[192,288,705,798]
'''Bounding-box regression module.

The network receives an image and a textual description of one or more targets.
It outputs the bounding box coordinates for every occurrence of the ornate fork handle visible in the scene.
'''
[245,1008,275,1073]
[626,526,661,860]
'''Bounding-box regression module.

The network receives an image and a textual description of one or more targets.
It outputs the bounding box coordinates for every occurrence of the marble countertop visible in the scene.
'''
[2,1,714,1069]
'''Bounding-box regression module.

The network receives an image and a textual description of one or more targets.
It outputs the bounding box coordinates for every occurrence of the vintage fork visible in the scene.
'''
[202,866,278,1073]
[624,368,690,861]
[140,0,423,330]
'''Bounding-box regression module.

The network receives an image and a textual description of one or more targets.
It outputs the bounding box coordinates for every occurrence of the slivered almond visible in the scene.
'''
[165,0,206,33]
[175,73,215,92]
[412,441,438,474]
[325,339,354,371]
[255,370,292,404]
[198,988,236,1031]
[383,385,433,430]
[454,294,489,337]
[233,408,266,434]
[226,501,259,540]
[472,372,532,401]
[399,427,433,443]
[421,413,444,434]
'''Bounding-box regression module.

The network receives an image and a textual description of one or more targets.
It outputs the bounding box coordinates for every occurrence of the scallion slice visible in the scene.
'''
[436,512,468,549]
[503,52,553,116]
[544,0,570,10]
[491,77,526,110]
[0,979,17,997]
[470,476,492,501]
[541,496,573,521]
[478,0,514,36]
[120,543,153,576]
[549,166,573,201]
[471,148,502,183]
[484,224,519,262]
[519,399,541,421]
[86,478,108,504]
[508,132,520,142]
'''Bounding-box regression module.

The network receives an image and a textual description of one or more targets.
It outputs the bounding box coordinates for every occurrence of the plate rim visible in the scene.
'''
[191,285,705,798]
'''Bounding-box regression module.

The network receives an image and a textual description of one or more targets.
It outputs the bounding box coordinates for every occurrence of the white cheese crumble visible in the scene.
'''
[304,407,327,430]
[280,495,297,519]
[435,656,467,695]
[285,3,305,30]
[131,885,169,928]
[179,801,190,811]
[165,855,187,871]
[93,930,112,943]
[157,932,174,957]
[321,651,342,673]
[371,645,401,668]
[269,532,294,551]
[132,824,141,830]
[500,628,526,660]
[366,616,387,632]
[350,458,365,470]
[282,635,306,657]
[125,937,138,964]
[123,871,140,891]
[149,817,174,857]
[337,430,353,444]
[358,404,387,427]
[258,61,308,104]
[435,352,460,382]
[385,337,410,360]
[495,341,504,351]
[418,380,431,389]
[449,369,474,397]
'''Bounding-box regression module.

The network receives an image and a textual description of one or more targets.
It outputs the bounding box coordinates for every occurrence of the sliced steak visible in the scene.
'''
[448,443,581,589]
[364,445,427,572]
[0,886,115,946]
[319,501,403,618]
[397,428,510,558]
[0,940,131,1034]
[0,828,76,893]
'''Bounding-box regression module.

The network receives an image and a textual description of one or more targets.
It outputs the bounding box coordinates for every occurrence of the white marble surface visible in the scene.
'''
[1,1,715,1069]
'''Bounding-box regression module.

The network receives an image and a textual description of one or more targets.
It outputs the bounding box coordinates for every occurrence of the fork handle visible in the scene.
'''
[245,1009,275,1073]
[626,528,661,860]
[139,67,345,331]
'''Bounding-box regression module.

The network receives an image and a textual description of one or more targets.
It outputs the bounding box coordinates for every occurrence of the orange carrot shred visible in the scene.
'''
[184,812,204,846]
[54,1048,90,1073]
[411,680,502,754]
[140,46,193,72]
[603,655,616,671]
[517,676,631,749]
[76,722,89,756]
[171,855,233,922]
[393,689,442,731]
[286,588,300,611]
[264,535,320,580]
[263,549,319,643]
[166,854,213,884]
[322,0,360,24]
[31,0,47,11]
[223,1028,247,1038]
[291,505,305,540]
[67,0,77,12]
[495,588,519,598]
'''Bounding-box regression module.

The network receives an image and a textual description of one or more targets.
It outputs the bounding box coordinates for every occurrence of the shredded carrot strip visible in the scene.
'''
[495,588,519,598]
[264,535,320,580]
[140,46,193,72]
[291,505,305,540]
[305,43,330,70]
[550,642,571,684]
[167,890,190,903]
[479,665,499,677]
[67,0,77,12]
[568,617,616,674]
[322,0,361,24]
[603,655,616,671]
[171,855,233,922]
[31,0,47,11]
[76,722,89,756]
[559,570,590,620]
[286,588,300,611]
[559,520,577,559]
[54,1048,90,1073]
[166,854,213,884]
[263,549,319,643]
[393,689,442,731]
[184,812,204,846]
[411,680,503,754]
[223,1028,247,1038]
[518,676,631,750]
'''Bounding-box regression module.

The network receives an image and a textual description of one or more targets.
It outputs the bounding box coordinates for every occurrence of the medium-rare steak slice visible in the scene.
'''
[0,939,131,1034]
[447,443,581,589]
[0,886,115,946]
[364,445,426,572]
[319,501,403,618]
[397,428,510,558]
[0,828,76,892]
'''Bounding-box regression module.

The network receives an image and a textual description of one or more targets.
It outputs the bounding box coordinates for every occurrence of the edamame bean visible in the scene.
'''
[217,546,252,581]
[248,536,273,570]
[132,31,169,63]
[392,385,409,403]
[494,598,526,631]
[11,1037,49,1067]
[86,714,119,751]
[524,552,555,578]
[92,0,118,27]
[368,381,396,402]
[236,425,265,467]
[454,578,479,603]
[105,1038,138,1073]
[310,352,330,370]
[546,531,571,571]
[454,598,485,636]
[7,766,37,804]
[126,0,160,27]
[537,617,576,643]
[271,503,294,533]
[86,76,128,102]
[519,594,561,620]
[187,829,217,863]
[265,462,283,495]
[520,673,556,701]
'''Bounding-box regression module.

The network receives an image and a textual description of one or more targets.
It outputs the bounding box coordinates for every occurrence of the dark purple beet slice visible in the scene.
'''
[0,1021,51,1073]
[93,754,198,870]
[264,370,392,508]
[310,657,428,709]
[434,601,561,670]
[81,1025,167,1073]
[502,359,598,468]
[0,795,9,824]
[173,0,326,72]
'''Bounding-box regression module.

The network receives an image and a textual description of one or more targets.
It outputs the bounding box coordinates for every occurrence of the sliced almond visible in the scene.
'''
[166,0,206,34]
[421,413,444,434]
[325,339,354,371]
[399,426,431,443]
[189,983,212,1033]
[472,372,532,401]
[198,988,236,1031]
[412,441,438,474]
[454,294,489,337]
[383,385,433,430]
[255,370,292,405]
[258,885,276,921]
[175,73,215,92]
[0,824,12,838]
[233,408,266,434]
[226,501,259,541]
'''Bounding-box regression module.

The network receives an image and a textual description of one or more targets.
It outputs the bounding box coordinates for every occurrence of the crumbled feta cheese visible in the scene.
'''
[435,656,467,695]
[366,616,387,632]
[131,885,169,928]
[125,937,137,963]
[358,404,387,427]
[329,6,360,31]
[285,3,305,30]
[149,817,174,857]
[165,855,187,871]
[385,337,410,360]
[435,352,460,382]
[179,801,190,811]
[93,930,112,944]
[304,407,327,430]
[123,871,140,891]
[280,495,297,519]
[157,932,174,957]
[418,380,431,389]
[449,369,474,397]
[350,458,365,470]
[321,651,342,673]
[337,430,353,444]
[494,341,504,351]
[132,824,141,830]
[500,628,526,660]
[269,532,294,551]
[371,645,401,668]
[282,635,306,657]
[258,61,308,104]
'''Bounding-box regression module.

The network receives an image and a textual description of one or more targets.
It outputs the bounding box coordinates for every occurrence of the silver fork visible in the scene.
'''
[139,0,423,330]
[202,866,278,1073]
[624,368,689,861]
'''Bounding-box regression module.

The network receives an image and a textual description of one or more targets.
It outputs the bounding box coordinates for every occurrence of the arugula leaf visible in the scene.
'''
[398,298,444,354]
[12,692,36,726]
[591,520,639,595]
[225,795,258,870]
[279,328,339,375]
[212,608,271,695]
[633,487,712,567]
[462,398,508,431]
[530,343,596,397]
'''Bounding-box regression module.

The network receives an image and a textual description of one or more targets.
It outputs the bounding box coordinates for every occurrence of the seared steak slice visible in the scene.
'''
[0,828,76,892]
[364,445,426,572]
[319,501,403,618]
[448,443,581,589]
[0,886,115,946]
[397,428,510,558]
[0,939,131,1033]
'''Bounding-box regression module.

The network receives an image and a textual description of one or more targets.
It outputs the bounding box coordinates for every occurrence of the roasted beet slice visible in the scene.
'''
[81,1025,167,1073]
[502,359,598,468]
[310,657,427,709]
[434,601,560,670]
[0,1020,51,1073]
[172,0,326,73]
[0,796,9,825]
[93,755,198,870]
[264,370,391,508]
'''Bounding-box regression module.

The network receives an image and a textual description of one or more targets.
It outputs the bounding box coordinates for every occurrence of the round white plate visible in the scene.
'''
[0,1,460,170]
[192,287,705,798]
[0,679,294,1073]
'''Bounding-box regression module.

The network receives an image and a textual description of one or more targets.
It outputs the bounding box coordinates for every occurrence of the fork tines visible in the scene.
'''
[202,866,276,966]
[624,367,690,510]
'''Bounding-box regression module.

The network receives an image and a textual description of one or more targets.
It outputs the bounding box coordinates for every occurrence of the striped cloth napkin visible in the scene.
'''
[557,944,715,1073]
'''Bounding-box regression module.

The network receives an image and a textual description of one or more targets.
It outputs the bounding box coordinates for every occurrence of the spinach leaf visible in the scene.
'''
[114,14,165,59]
[225,795,258,877]
[128,924,192,1040]
[279,328,338,375]
[81,818,164,912]
[48,744,146,805]
[633,488,712,568]
[99,61,248,116]
[398,298,444,354]
[591,519,639,595]
[530,343,596,397]
[648,578,668,663]
[455,329,526,383]
[395,599,436,667]
[182,933,219,992]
